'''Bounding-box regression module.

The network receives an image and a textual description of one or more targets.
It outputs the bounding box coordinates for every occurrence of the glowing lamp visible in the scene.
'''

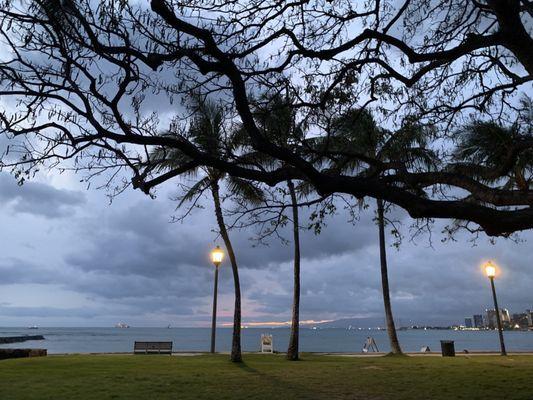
[211,246,224,267]
[485,262,496,278]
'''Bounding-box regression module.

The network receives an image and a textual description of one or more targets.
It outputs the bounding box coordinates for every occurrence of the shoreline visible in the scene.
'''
[37,350,533,357]
[0,335,45,344]
[3,328,532,354]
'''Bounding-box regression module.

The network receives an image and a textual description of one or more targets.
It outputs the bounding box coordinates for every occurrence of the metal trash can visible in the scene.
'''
[440,340,455,357]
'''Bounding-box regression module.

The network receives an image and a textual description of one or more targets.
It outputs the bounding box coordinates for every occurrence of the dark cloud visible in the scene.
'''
[240,220,533,326]
[231,206,379,269]
[57,192,380,309]
[0,173,86,218]
[64,200,213,278]
[1,26,529,327]
[0,171,531,327]
[0,258,58,285]
[0,305,103,318]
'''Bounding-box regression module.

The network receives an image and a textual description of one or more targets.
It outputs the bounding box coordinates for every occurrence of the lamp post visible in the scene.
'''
[210,246,224,353]
[484,261,507,356]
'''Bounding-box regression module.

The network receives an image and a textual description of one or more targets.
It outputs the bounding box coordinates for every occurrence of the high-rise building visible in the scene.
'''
[527,310,532,327]
[486,309,497,329]
[474,314,485,328]
[473,314,484,328]
[486,309,510,329]
[501,309,511,323]
[511,313,529,329]
[464,318,473,328]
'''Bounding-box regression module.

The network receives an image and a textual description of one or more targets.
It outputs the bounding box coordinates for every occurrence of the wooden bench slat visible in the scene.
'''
[133,341,172,354]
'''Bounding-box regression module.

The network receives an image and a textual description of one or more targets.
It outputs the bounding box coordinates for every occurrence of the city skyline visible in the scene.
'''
[464,307,533,330]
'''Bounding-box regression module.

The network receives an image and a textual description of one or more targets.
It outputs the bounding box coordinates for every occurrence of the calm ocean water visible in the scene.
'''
[1,327,532,354]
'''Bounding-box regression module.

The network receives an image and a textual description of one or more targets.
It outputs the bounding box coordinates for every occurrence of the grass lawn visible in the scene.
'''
[1,353,532,400]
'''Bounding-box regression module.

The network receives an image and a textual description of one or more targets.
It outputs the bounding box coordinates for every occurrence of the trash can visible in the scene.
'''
[440,340,455,357]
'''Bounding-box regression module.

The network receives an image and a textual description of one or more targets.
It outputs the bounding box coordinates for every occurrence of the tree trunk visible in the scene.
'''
[211,180,242,362]
[489,0,533,75]
[377,198,403,355]
[286,180,301,361]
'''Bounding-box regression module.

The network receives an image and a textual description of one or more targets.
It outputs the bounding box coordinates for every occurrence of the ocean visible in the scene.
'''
[1,327,532,354]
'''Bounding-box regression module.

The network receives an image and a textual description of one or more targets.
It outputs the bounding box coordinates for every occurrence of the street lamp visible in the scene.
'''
[210,246,224,353]
[484,261,507,356]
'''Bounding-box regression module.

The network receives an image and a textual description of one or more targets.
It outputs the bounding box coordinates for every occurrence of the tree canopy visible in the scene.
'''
[0,0,531,235]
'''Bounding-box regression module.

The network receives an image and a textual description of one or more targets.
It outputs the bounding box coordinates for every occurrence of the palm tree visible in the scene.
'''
[150,97,263,363]
[375,196,399,353]
[327,109,435,355]
[252,94,304,360]
[286,178,301,360]
[454,118,532,192]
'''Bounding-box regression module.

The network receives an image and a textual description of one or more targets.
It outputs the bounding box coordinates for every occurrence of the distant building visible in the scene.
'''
[486,309,497,329]
[486,309,511,329]
[527,310,533,327]
[511,313,529,329]
[501,309,510,323]
[473,314,484,328]
[464,318,473,328]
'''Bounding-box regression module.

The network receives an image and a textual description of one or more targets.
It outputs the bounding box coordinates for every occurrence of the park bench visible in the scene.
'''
[133,341,173,355]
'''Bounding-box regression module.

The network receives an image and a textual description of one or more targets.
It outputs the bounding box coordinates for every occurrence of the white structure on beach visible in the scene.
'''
[261,334,273,353]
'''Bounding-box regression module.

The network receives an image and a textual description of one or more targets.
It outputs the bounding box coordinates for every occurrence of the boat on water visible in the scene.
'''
[27,325,38,330]
[114,322,130,329]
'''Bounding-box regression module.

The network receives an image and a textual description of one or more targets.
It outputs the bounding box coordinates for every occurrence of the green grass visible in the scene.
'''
[1,354,532,400]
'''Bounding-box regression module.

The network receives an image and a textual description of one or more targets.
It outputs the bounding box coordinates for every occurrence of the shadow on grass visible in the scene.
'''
[236,361,259,374]
[233,358,324,399]
[383,352,409,358]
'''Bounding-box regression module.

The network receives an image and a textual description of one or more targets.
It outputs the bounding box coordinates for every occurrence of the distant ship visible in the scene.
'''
[115,322,130,329]
[27,325,39,330]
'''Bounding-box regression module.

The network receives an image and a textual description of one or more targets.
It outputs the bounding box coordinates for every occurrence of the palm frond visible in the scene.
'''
[453,122,515,168]
[237,150,279,170]
[178,176,212,208]
[228,123,253,152]
[453,119,532,189]
[380,122,436,169]
[150,145,194,172]
[295,180,316,197]
[330,108,381,155]
[187,95,226,155]
[226,176,265,205]
[253,93,303,147]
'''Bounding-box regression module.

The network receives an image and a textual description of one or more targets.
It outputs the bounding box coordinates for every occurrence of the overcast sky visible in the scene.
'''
[0,166,531,328]
[0,3,531,328]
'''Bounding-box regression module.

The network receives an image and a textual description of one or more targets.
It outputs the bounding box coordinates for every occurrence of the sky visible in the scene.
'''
[0,2,531,329]
[0,166,531,328]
